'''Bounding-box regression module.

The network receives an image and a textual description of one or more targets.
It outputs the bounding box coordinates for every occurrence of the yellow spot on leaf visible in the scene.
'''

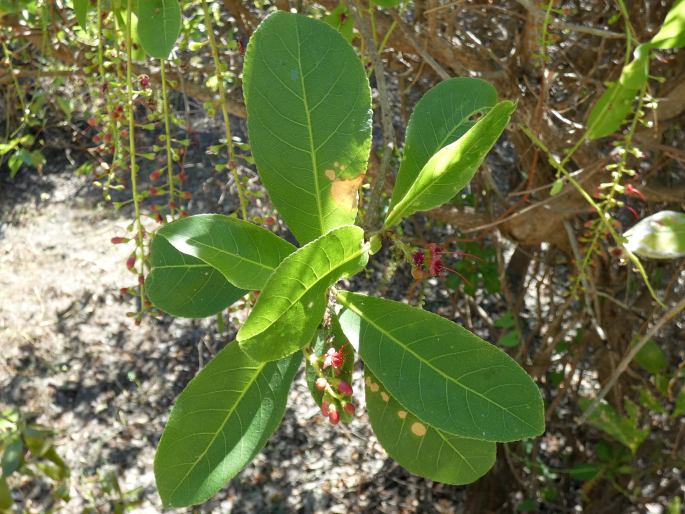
[330,174,364,210]
[411,422,427,436]
[397,410,407,419]
[380,392,389,402]
[365,376,372,386]
[324,169,336,181]
[369,382,379,393]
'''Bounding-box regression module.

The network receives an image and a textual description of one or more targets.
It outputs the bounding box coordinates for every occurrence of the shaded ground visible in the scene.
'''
[0,164,473,513]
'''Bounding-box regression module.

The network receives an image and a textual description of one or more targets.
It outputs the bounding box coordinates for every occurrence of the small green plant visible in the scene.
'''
[144,11,544,508]
[0,408,69,513]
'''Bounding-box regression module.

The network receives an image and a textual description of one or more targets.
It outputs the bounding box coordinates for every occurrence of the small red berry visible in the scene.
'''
[337,380,353,396]
[111,236,128,244]
[315,377,327,391]
[87,116,98,127]
[343,402,355,415]
[264,216,275,226]
[321,401,330,417]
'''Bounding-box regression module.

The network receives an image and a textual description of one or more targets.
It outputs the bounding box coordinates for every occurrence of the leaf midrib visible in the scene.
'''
[294,18,324,236]
[166,361,266,502]
[339,294,539,436]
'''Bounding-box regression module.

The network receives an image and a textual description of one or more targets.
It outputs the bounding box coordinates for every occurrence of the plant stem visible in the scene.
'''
[200,0,248,220]
[125,0,145,312]
[159,59,176,218]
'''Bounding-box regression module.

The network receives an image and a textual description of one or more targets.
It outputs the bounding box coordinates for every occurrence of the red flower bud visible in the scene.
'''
[111,236,128,244]
[178,171,188,183]
[412,250,425,266]
[323,346,345,369]
[337,380,353,396]
[321,401,330,417]
[87,117,98,127]
[155,213,164,223]
[119,287,129,295]
[139,74,150,89]
[150,170,162,181]
[180,210,188,218]
[343,402,355,415]
[329,407,340,425]
[182,191,193,199]
[264,216,275,226]
[138,274,145,285]
[150,187,159,196]
[625,183,645,201]
[126,254,136,270]
[315,377,327,391]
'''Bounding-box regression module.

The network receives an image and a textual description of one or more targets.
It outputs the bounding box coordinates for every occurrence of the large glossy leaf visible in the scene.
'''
[155,214,295,290]
[336,292,544,442]
[237,226,369,362]
[243,11,372,244]
[154,342,301,508]
[384,100,515,228]
[147,234,246,318]
[650,0,685,49]
[623,210,685,259]
[390,78,498,211]
[365,369,496,484]
[136,0,182,59]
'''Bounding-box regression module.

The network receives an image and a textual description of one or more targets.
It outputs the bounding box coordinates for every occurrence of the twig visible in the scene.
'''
[580,295,685,423]
[343,0,395,232]
[392,13,451,80]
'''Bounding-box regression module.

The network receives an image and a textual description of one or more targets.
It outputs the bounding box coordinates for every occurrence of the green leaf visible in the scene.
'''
[365,369,496,484]
[550,178,564,196]
[147,233,246,318]
[154,342,301,508]
[153,214,295,290]
[673,389,685,418]
[498,330,520,348]
[567,463,602,481]
[73,0,88,28]
[389,78,498,211]
[243,11,372,244]
[623,210,685,259]
[323,4,354,42]
[370,0,403,7]
[336,292,544,442]
[238,226,369,362]
[385,100,515,228]
[136,0,182,59]
[650,0,685,49]
[618,44,650,89]
[0,476,11,510]
[1,437,23,476]
[586,82,636,140]
[633,339,668,374]
[579,398,648,453]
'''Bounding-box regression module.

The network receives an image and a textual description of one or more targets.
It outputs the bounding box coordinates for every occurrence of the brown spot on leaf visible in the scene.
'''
[380,392,389,402]
[410,422,427,436]
[397,410,407,419]
[330,174,364,210]
[325,169,336,181]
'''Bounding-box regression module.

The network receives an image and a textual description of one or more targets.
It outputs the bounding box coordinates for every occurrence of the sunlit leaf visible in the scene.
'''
[238,226,368,362]
[623,210,685,259]
[336,292,545,442]
[147,234,246,318]
[243,11,372,244]
[155,342,301,508]
[153,214,295,291]
[579,398,648,453]
[650,0,685,49]
[586,82,636,140]
[385,100,515,228]
[365,369,496,484]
